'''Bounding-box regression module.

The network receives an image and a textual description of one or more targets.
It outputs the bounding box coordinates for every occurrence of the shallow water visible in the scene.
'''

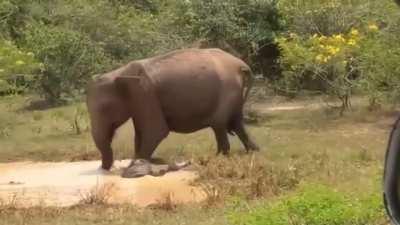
[0,160,205,208]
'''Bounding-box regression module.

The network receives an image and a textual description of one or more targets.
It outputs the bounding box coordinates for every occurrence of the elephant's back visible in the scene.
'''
[143,49,224,132]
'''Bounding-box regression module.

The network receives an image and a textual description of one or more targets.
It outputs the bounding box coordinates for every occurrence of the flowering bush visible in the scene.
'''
[0,39,41,93]
[277,27,366,111]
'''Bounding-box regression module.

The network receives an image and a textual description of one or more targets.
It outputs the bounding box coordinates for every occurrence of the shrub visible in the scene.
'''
[22,23,111,103]
[277,0,370,36]
[0,0,32,40]
[228,184,384,225]
[0,39,41,94]
[49,0,154,60]
[358,19,400,107]
[277,29,361,112]
[173,0,283,74]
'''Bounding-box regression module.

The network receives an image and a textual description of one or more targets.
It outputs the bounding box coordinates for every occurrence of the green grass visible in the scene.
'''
[0,95,394,225]
[228,184,385,225]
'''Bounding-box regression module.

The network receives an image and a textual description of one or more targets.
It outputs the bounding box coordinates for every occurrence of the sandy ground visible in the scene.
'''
[0,160,205,208]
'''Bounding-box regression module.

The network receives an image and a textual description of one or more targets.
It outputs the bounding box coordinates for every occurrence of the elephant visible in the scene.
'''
[86,48,259,176]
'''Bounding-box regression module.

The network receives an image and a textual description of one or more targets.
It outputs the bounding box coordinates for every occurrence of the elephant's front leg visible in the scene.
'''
[135,128,169,159]
[134,127,141,160]
[122,124,169,178]
[91,121,117,170]
[125,127,143,168]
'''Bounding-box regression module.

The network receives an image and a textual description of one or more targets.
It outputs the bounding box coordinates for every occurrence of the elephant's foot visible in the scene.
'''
[121,158,191,178]
[122,159,152,178]
[246,141,260,152]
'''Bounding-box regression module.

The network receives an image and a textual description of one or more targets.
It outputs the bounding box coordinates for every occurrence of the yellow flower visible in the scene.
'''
[333,34,345,43]
[330,47,340,55]
[15,60,25,65]
[324,45,340,55]
[318,35,327,42]
[347,39,357,46]
[350,28,359,36]
[368,24,379,32]
[278,37,287,42]
[316,54,324,62]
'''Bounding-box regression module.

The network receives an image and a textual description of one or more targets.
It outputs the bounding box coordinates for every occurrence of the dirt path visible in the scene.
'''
[0,160,205,208]
[249,96,366,113]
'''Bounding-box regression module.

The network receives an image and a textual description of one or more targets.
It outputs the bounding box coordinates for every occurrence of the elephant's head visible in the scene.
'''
[87,62,169,171]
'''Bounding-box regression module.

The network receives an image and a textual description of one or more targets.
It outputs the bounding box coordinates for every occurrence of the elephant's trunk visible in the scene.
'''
[384,116,400,225]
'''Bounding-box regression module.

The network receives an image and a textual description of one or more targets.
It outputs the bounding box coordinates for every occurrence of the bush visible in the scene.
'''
[275,0,400,110]
[0,0,32,40]
[228,184,383,225]
[173,0,283,74]
[276,29,361,112]
[0,39,40,94]
[277,0,370,36]
[49,0,158,60]
[358,17,400,107]
[22,23,111,103]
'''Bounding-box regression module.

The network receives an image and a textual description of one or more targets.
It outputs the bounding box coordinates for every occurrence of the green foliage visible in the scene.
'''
[277,0,373,36]
[358,19,400,106]
[228,184,383,225]
[0,0,32,40]
[47,0,171,60]
[2,0,400,108]
[22,23,111,103]
[174,0,283,69]
[0,39,40,93]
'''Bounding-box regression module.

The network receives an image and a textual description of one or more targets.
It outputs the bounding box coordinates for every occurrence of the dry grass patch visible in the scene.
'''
[79,182,115,205]
[193,154,302,204]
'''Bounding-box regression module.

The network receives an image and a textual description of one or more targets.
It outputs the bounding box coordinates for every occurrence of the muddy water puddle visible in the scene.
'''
[0,160,205,208]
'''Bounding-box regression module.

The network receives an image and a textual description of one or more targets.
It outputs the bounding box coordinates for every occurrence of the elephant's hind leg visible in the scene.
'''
[230,114,259,152]
[212,126,230,155]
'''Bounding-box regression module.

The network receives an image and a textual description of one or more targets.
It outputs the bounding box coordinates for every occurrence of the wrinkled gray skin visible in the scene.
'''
[86,48,259,176]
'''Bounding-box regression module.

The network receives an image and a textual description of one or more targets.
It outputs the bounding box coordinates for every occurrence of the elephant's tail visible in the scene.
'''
[241,67,255,102]
[383,116,400,225]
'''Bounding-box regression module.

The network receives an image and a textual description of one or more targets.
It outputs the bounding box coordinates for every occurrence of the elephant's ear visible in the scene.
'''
[115,63,169,139]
